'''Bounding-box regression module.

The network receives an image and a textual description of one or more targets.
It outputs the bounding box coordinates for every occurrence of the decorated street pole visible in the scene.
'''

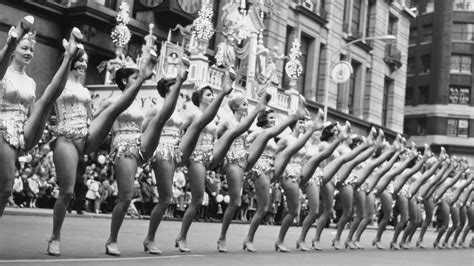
[284,38,303,112]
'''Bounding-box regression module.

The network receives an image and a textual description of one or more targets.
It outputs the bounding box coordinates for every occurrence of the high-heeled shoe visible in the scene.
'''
[175,239,191,253]
[353,241,364,249]
[143,241,162,255]
[217,240,228,253]
[433,241,444,249]
[415,240,426,249]
[46,239,60,256]
[452,242,461,249]
[344,240,357,250]
[105,242,121,256]
[372,240,385,250]
[442,242,452,249]
[400,241,412,250]
[274,242,290,253]
[242,241,257,252]
[389,242,400,250]
[332,239,343,250]
[9,16,34,44]
[311,240,322,251]
[296,240,310,251]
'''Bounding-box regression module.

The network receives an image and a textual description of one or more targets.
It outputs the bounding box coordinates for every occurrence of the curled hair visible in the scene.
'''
[256,109,275,128]
[349,136,364,149]
[156,77,176,98]
[191,86,213,107]
[20,31,36,42]
[320,123,336,142]
[228,92,246,113]
[69,49,86,71]
[115,68,138,91]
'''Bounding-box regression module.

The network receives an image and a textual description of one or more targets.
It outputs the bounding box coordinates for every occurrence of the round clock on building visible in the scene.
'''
[139,0,163,8]
[178,0,201,14]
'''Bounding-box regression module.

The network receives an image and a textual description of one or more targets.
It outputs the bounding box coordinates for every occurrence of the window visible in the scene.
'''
[405,87,413,105]
[451,54,472,73]
[388,15,398,36]
[454,0,474,11]
[382,78,393,126]
[425,0,434,13]
[447,118,469,137]
[416,118,427,136]
[348,60,361,115]
[419,86,429,104]
[422,25,432,42]
[409,27,417,44]
[421,55,431,73]
[449,86,471,104]
[452,23,474,41]
[365,0,375,38]
[407,58,416,74]
[297,35,312,95]
[351,0,362,36]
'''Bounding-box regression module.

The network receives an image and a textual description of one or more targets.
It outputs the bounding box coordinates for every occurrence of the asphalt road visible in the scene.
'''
[0,209,472,265]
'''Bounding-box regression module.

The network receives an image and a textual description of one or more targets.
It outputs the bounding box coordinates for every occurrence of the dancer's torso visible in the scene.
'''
[55,80,91,138]
[111,99,143,146]
[0,67,35,148]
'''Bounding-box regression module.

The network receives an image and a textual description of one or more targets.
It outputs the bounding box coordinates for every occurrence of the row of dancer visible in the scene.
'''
[1,16,472,257]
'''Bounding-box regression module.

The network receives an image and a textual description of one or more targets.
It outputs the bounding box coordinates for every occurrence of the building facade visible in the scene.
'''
[0,0,411,139]
[404,0,474,165]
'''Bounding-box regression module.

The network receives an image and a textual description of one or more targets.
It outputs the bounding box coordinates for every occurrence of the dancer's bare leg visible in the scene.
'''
[311,182,335,250]
[374,191,393,249]
[416,198,434,248]
[347,190,366,248]
[452,206,467,247]
[243,172,271,252]
[296,182,320,250]
[443,206,460,248]
[434,201,450,248]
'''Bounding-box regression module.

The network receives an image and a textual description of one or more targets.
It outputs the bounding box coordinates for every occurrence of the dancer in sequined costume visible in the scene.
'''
[311,125,377,251]
[174,70,235,253]
[431,158,469,249]
[104,58,189,256]
[0,17,83,216]
[389,144,432,250]
[273,110,325,252]
[295,123,349,251]
[215,92,271,253]
[241,99,309,252]
[47,49,157,256]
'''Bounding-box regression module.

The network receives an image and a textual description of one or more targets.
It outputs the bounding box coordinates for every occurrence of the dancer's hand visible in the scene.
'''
[139,50,158,80]
[439,146,447,161]
[222,68,235,95]
[7,15,34,45]
[62,27,84,59]
[423,143,432,158]
[292,94,309,119]
[256,91,271,112]
[312,108,325,131]
[177,56,190,81]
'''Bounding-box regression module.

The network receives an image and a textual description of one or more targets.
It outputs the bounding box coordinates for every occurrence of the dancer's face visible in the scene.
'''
[13,39,35,66]
[265,112,276,128]
[235,98,248,116]
[200,88,214,107]
[72,53,88,77]
[294,119,306,134]
[124,71,139,88]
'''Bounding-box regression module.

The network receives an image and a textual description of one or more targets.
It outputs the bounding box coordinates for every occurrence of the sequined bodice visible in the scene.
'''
[261,138,277,159]
[0,67,35,125]
[55,80,91,132]
[112,100,143,137]
[162,113,183,139]
[195,120,217,150]
[288,136,306,165]
[229,119,248,151]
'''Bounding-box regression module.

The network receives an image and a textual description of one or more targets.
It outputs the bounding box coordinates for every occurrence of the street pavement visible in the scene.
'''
[0,207,472,265]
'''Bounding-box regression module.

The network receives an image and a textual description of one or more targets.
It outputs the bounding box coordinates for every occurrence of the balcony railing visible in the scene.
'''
[384,43,402,70]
